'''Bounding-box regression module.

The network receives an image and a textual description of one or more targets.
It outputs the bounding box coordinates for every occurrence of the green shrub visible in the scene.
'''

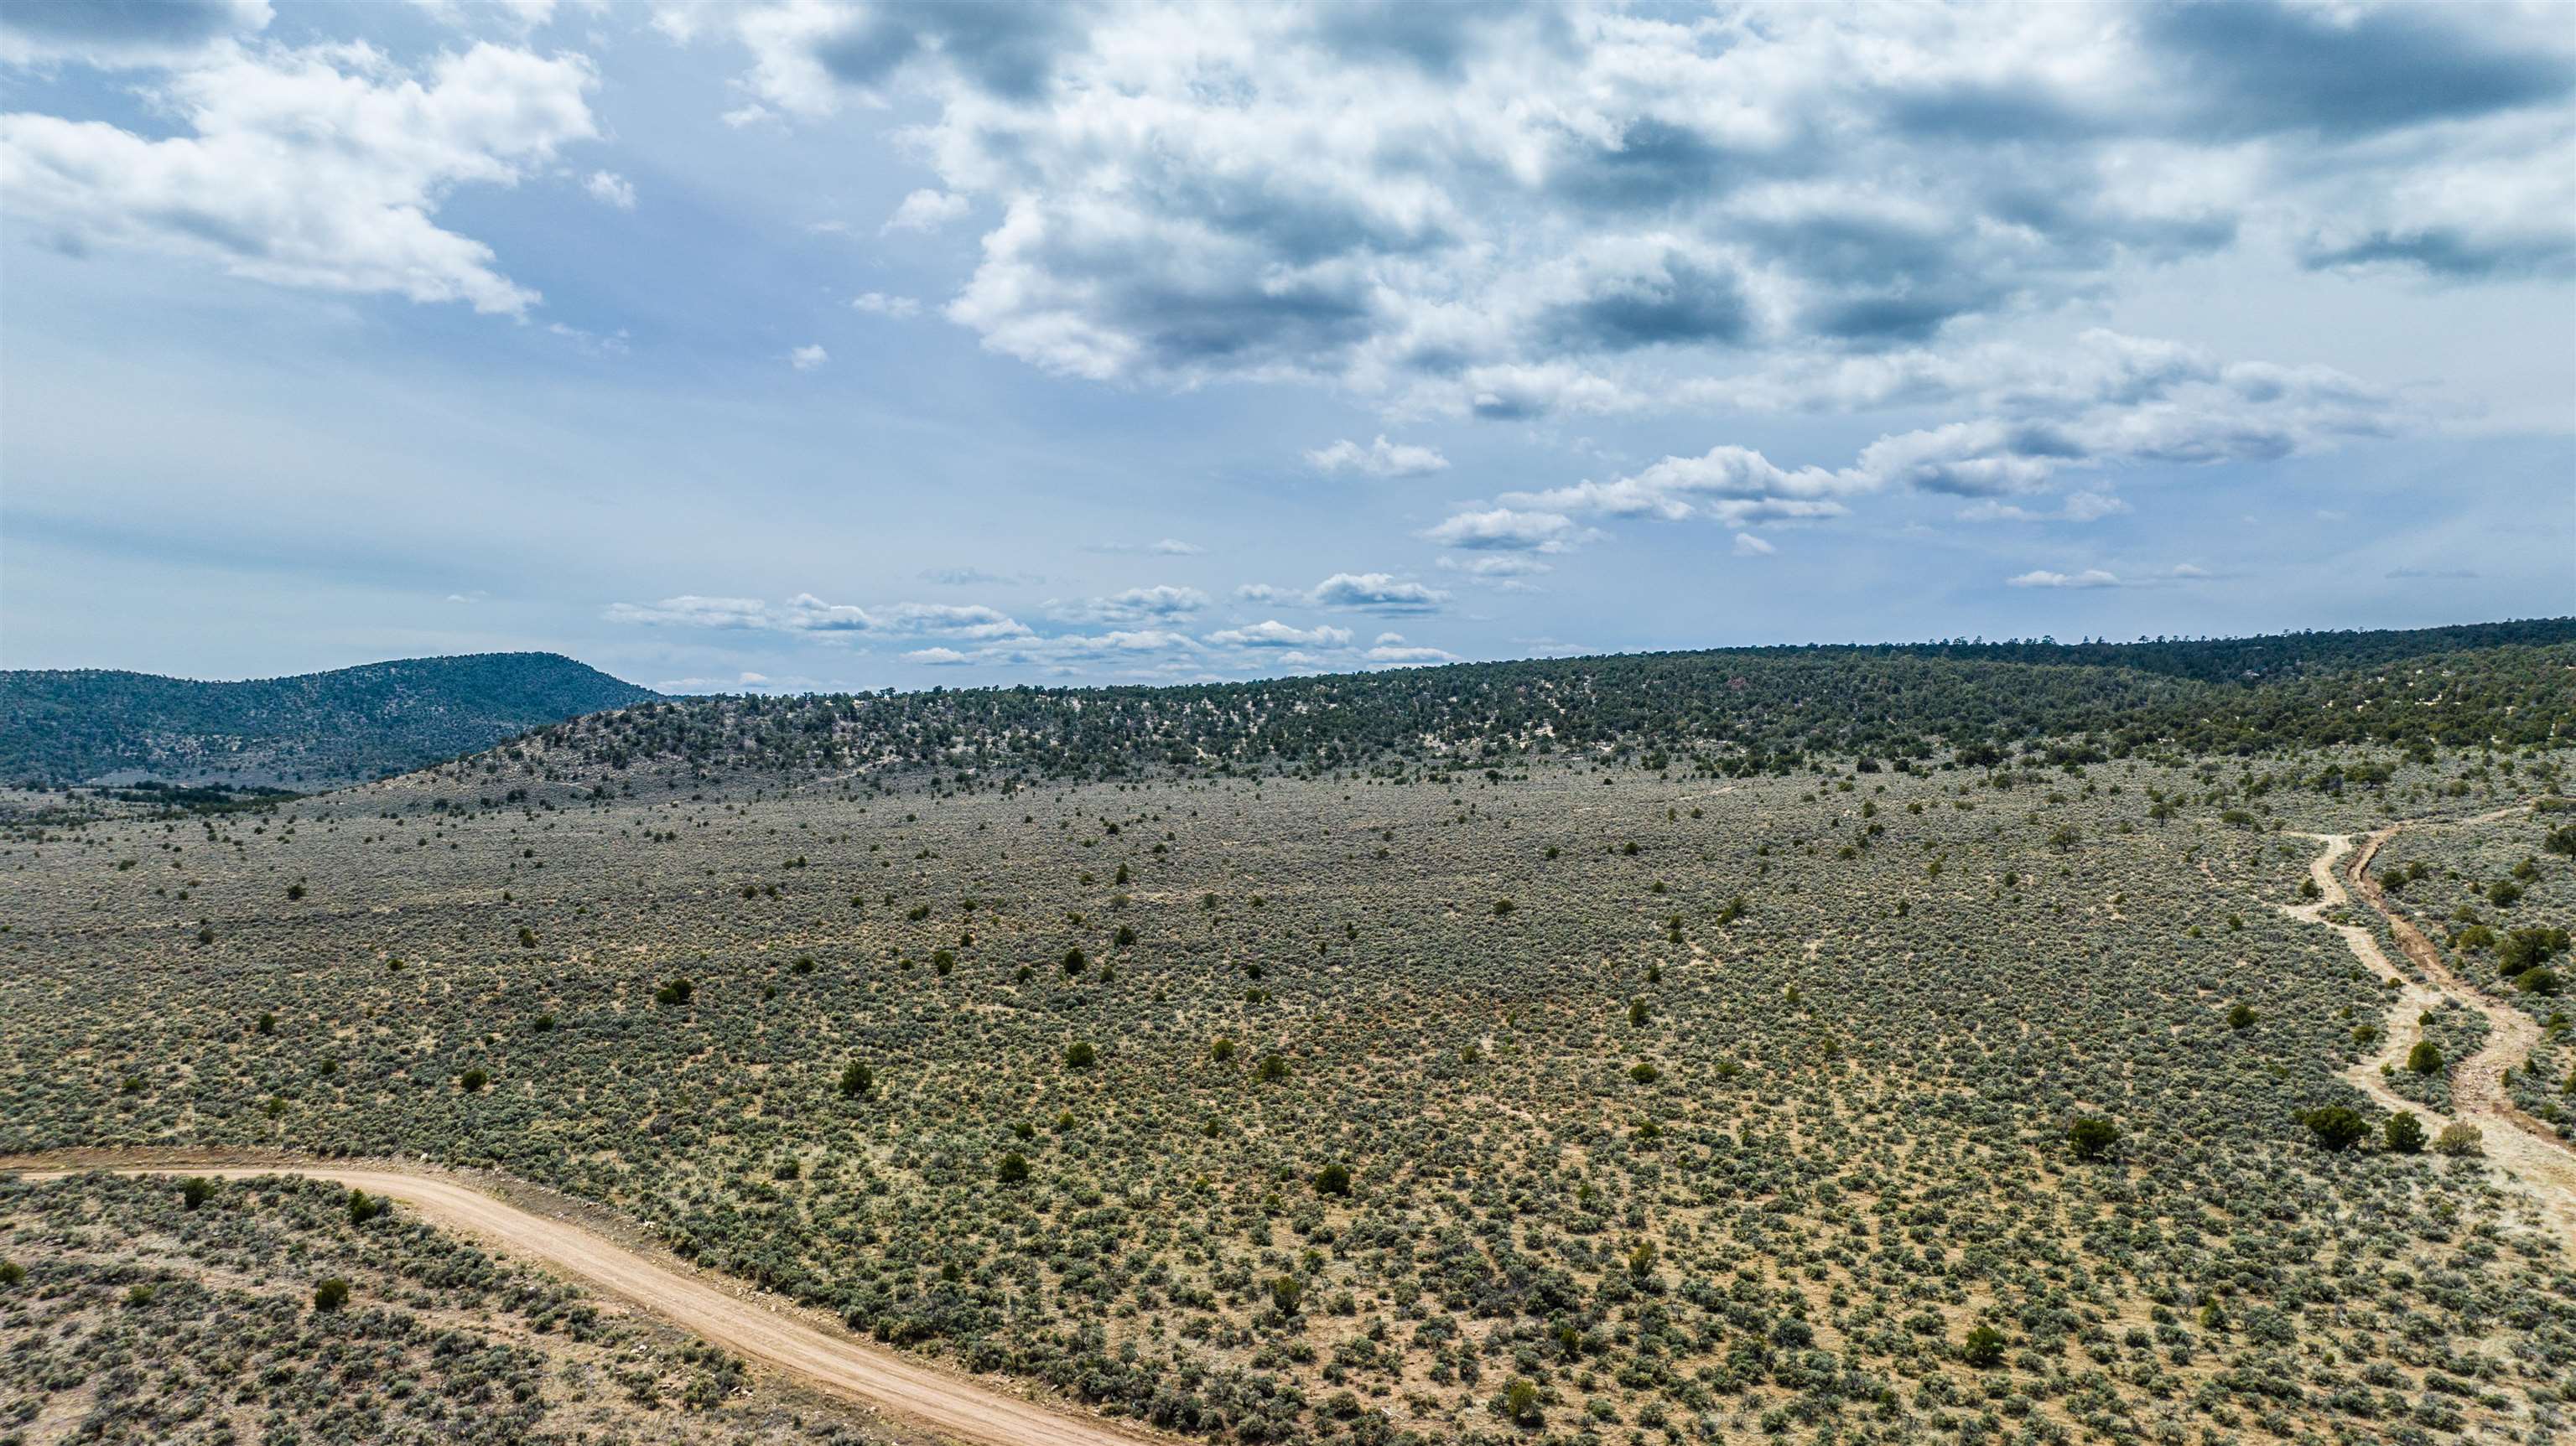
[313,1278,351,1311]
[2068,1116,2121,1162]
[1062,1040,1097,1068]
[2300,1106,2369,1152]
[1961,1324,2007,1367]
[2407,1040,2443,1075]
[2383,1111,2426,1154]
[996,1151,1030,1184]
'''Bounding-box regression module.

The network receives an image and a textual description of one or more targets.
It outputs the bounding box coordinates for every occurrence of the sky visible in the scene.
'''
[2,0,2570,694]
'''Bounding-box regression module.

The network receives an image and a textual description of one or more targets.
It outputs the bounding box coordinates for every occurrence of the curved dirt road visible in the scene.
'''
[2,1157,1166,1446]
[2281,821,2576,1254]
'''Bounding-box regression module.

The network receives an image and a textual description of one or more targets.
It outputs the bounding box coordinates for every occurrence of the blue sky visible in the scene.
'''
[3,0,2570,692]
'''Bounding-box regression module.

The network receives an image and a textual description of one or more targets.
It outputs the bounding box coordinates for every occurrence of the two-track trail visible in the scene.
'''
[2279,806,2576,1255]
[0,1155,1168,1446]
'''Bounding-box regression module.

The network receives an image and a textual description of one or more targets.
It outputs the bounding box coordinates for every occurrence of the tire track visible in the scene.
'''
[0,1155,1171,1446]
[2280,816,2576,1255]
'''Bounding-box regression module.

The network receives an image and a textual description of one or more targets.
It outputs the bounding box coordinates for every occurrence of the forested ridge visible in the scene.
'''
[532,621,2576,787]
[1,652,657,786]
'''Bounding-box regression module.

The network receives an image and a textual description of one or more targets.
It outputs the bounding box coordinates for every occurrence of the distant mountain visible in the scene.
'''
[0,653,658,788]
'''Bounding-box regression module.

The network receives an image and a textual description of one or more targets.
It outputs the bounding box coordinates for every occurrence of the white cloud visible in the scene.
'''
[905,646,972,665]
[664,1,2573,412]
[1,40,598,315]
[1046,584,1210,624]
[853,291,921,317]
[1306,435,1449,477]
[1204,619,1353,648]
[882,187,970,234]
[1437,554,1552,578]
[1310,573,1449,612]
[1732,532,1775,557]
[1364,636,1463,666]
[1508,445,1858,526]
[651,669,860,694]
[1233,572,1450,613]
[1999,562,2214,589]
[1957,490,2132,523]
[2006,568,2124,589]
[604,593,773,628]
[1431,329,2407,550]
[1089,537,1206,556]
[584,168,636,209]
[604,593,1032,639]
[1421,508,1587,553]
[789,344,829,369]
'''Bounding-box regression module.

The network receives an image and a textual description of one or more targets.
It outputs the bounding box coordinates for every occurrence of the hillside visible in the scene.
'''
[509,621,2575,793]
[0,652,657,788]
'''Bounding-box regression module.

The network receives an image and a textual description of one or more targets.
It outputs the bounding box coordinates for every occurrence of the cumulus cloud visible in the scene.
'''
[1438,554,1552,578]
[610,578,1445,679]
[921,565,1034,585]
[1420,508,1588,553]
[1363,633,1463,666]
[853,291,921,317]
[665,1,2570,409]
[604,593,1032,639]
[584,168,636,209]
[1506,445,1858,526]
[2006,568,2125,589]
[2,39,598,315]
[789,343,830,369]
[2002,563,2210,590]
[1305,435,1449,477]
[1233,572,1451,613]
[882,187,970,233]
[1204,619,1353,648]
[1311,573,1449,612]
[1957,490,2131,523]
[1046,584,1210,624]
[1088,537,1205,555]
[1431,329,2407,547]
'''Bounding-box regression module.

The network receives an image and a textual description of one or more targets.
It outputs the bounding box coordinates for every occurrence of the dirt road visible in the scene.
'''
[2281,820,2576,1254]
[2,1157,1166,1446]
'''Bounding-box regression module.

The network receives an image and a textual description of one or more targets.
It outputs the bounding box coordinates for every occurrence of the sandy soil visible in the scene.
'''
[2281,816,2576,1256]
[2,1156,1170,1446]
